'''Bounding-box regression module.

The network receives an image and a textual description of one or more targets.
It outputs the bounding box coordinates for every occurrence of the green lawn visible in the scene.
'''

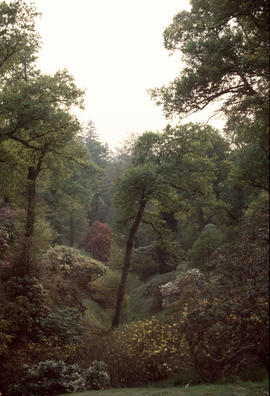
[58,380,269,396]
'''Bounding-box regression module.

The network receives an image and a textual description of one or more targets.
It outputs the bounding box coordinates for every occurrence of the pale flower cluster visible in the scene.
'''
[160,268,204,308]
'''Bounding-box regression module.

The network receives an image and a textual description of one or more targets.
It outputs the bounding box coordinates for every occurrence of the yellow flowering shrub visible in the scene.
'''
[103,317,186,386]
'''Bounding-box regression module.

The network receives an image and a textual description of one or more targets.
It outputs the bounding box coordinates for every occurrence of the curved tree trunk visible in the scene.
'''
[111,197,146,329]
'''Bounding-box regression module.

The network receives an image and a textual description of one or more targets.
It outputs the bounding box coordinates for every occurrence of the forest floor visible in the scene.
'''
[59,379,269,396]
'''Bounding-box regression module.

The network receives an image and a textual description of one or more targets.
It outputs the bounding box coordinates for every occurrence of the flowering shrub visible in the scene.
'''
[103,317,185,386]
[160,269,204,308]
[159,213,269,381]
[105,221,269,386]
[79,221,112,262]
[10,360,85,396]
[84,360,110,390]
[44,245,107,289]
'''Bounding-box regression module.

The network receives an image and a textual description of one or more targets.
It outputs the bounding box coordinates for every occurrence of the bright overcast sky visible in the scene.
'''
[27,0,222,150]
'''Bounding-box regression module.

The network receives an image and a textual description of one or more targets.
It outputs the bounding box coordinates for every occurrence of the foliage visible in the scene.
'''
[8,210,57,269]
[43,245,107,288]
[40,306,84,343]
[3,276,49,341]
[188,224,224,270]
[0,223,10,259]
[104,316,182,386]
[150,0,269,116]
[0,206,13,261]
[244,191,269,226]
[163,214,269,381]
[124,272,178,322]
[104,209,269,386]
[0,312,13,356]
[90,269,140,315]
[81,297,111,331]
[111,123,223,327]
[79,221,112,262]
[10,360,85,396]
[150,0,269,191]
[131,244,165,280]
[0,0,268,393]
[0,0,40,80]
[84,360,110,390]
[89,269,121,310]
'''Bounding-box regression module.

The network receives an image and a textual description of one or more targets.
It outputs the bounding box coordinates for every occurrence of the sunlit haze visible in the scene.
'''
[26,0,223,150]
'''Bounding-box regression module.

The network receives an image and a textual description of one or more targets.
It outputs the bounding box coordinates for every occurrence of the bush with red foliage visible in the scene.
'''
[78,222,112,262]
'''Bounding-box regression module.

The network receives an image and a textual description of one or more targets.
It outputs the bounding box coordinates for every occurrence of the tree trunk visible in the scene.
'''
[21,166,37,273]
[69,212,75,247]
[88,192,100,224]
[111,197,146,329]
[20,151,45,274]
[198,208,205,233]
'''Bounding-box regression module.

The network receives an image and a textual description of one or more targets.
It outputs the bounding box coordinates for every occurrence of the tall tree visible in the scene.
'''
[150,0,269,191]
[111,163,170,328]
[0,0,40,79]
[112,123,228,327]
[0,70,85,272]
[82,121,110,225]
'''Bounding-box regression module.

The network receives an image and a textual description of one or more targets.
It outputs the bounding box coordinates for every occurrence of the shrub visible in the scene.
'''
[0,314,13,356]
[10,360,85,396]
[244,191,269,226]
[3,276,49,341]
[0,224,10,260]
[40,306,84,343]
[103,317,183,387]
[84,360,110,390]
[43,245,107,289]
[0,207,13,260]
[79,221,112,262]
[8,210,57,267]
[160,213,269,382]
[130,244,160,280]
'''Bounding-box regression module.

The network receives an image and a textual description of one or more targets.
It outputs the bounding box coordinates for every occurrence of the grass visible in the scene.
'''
[58,379,269,396]
[82,296,111,331]
[123,272,178,322]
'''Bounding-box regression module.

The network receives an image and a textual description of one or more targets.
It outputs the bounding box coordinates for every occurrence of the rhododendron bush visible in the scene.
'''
[79,222,112,262]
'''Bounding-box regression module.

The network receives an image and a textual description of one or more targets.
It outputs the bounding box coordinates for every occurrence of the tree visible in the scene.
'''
[150,0,269,118]
[188,224,224,270]
[111,163,170,328]
[0,70,85,273]
[0,0,40,79]
[150,0,269,191]
[111,122,228,327]
[82,121,110,225]
[79,221,112,262]
[132,123,232,253]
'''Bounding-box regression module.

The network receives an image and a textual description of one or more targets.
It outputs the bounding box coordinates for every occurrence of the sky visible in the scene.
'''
[27,0,223,150]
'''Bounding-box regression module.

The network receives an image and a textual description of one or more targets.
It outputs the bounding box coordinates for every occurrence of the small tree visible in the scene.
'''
[79,221,112,262]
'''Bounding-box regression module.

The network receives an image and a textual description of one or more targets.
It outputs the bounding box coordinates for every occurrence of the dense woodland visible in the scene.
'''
[0,0,269,394]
